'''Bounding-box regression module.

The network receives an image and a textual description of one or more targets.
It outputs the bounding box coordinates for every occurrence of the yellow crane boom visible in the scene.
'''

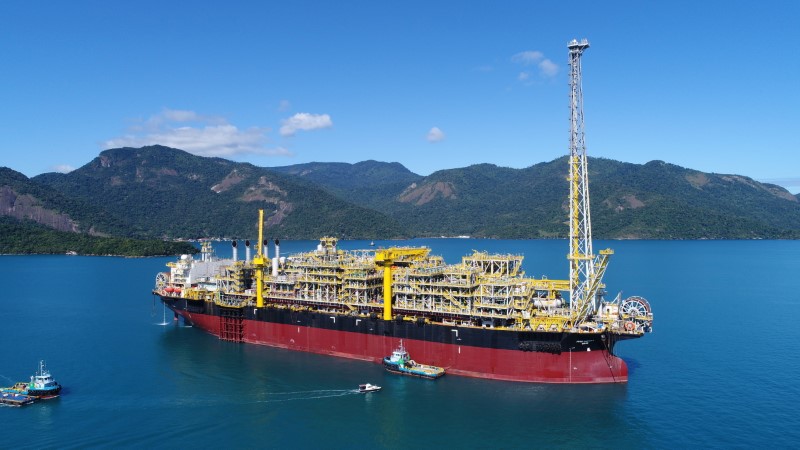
[253,209,266,308]
[374,247,430,320]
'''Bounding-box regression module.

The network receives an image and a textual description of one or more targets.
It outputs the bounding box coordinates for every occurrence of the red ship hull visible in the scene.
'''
[172,308,628,384]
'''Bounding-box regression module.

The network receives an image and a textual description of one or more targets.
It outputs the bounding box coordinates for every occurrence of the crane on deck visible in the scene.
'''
[374,247,430,320]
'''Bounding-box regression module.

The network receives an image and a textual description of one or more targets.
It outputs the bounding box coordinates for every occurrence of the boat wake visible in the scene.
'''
[253,389,359,403]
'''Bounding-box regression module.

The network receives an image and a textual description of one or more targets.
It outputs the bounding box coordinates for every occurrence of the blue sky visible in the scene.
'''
[2,1,799,193]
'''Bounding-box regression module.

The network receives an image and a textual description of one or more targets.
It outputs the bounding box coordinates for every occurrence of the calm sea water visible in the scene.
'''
[1,239,798,448]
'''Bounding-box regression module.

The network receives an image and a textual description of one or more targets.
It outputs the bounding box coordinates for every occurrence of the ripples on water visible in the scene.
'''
[1,240,799,448]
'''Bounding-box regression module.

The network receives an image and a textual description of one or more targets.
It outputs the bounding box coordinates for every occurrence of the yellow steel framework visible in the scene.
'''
[374,247,430,320]
[158,232,640,333]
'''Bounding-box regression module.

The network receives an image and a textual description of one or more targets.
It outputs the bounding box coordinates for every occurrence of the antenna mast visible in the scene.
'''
[567,38,595,322]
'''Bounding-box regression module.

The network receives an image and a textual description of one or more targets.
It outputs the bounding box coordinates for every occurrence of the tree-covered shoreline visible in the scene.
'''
[0,217,197,257]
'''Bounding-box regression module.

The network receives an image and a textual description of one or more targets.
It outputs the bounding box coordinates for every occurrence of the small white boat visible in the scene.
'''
[358,383,381,393]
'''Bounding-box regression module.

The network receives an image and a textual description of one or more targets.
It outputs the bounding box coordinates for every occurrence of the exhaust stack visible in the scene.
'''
[231,240,238,261]
[272,238,280,276]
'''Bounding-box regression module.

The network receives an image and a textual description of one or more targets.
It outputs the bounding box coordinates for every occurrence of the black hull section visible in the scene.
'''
[27,386,61,398]
[160,295,635,355]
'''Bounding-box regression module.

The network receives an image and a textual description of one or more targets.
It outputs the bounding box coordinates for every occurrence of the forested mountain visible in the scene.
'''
[267,158,800,239]
[1,167,129,235]
[4,145,800,247]
[31,146,408,240]
[269,160,422,210]
[0,216,196,256]
[0,167,196,255]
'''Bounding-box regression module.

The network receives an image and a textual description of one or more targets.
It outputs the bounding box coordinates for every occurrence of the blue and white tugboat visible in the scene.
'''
[26,360,62,398]
[2,360,62,399]
[383,341,445,380]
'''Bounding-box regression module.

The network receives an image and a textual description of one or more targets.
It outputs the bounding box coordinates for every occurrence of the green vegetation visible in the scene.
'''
[268,160,422,210]
[32,146,408,240]
[0,217,197,256]
[0,167,130,235]
[271,157,800,239]
[5,146,800,244]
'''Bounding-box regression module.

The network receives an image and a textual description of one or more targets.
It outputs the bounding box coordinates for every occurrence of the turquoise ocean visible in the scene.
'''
[1,239,798,448]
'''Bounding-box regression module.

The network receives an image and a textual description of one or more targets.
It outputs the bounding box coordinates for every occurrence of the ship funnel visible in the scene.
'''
[231,240,238,261]
[245,240,251,263]
[272,239,280,276]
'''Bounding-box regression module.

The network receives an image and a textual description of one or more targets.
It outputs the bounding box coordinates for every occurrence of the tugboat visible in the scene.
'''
[358,383,382,393]
[2,360,62,399]
[383,341,445,380]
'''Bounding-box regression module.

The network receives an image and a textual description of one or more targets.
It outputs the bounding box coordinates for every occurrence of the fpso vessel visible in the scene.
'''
[152,39,654,383]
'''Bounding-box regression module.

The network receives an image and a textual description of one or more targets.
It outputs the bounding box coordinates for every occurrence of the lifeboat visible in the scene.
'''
[165,286,175,293]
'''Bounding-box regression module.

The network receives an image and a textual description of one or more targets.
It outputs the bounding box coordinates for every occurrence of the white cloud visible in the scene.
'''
[538,59,559,77]
[511,51,543,65]
[278,100,291,111]
[512,50,559,79]
[426,127,445,143]
[136,108,226,131]
[52,164,75,173]
[279,113,333,137]
[103,109,292,158]
[160,109,200,122]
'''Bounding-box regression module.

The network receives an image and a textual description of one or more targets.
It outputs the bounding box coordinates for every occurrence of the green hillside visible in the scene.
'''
[0,167,198,255]
[32,146,408,240]
[268,160,422,210]
[0,216,197,256]
[6,145,799,243]
[268,158,800,239]
[1,167,130,235]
